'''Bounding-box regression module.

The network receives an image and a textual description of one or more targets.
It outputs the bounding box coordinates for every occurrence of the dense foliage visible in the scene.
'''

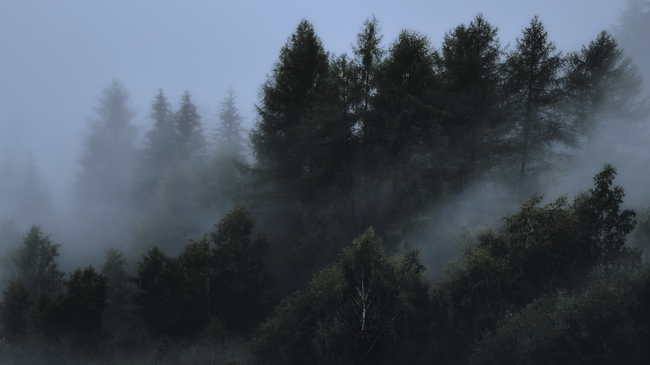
[1,9,650,365]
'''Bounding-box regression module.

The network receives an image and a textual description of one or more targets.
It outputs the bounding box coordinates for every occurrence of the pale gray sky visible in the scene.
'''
[0,0,629,207]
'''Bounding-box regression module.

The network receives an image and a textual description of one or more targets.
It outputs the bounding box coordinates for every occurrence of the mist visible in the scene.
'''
[1,0,650,364]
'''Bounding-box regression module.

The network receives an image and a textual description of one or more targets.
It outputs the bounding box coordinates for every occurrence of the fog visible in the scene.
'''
[0,0,627,208]
[1,0,649,363]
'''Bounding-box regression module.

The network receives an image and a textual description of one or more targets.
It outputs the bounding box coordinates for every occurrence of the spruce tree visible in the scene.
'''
[176,91,206,160]
[215,87,246,157]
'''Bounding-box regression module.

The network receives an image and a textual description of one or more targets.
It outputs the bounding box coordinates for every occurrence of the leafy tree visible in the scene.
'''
[62,266,108,351]
[250,228,432,365]
[432,164,639,364]
[131,247,182,339]
[132,206,273,340]
[12,226,64,299]
[211,206,273,333]
[176,236,212,338]
[0,281,29,341]
[471,267,650,365]
[502,16,567,189]
[176,91,206,160]
[572,164,639,268]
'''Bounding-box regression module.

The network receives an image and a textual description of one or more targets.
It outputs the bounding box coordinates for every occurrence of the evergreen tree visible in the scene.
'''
[76,79,137,204]
[564,31,649,137]
[503,16,567,190]
[139,89,178,197]
[176,91,206,160]
[249,20,330,292]
[15,153,52,225]
[615,0,650,91]
[370,30,448,232]
[215,87,246,157]
[12,226,64,299]
[352,16,384,117]
[439,14,506,182]
[251,19,329,186]
[73,79,138,249]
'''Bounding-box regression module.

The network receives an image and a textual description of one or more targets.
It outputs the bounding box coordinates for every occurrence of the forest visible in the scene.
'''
[1,5,650,365]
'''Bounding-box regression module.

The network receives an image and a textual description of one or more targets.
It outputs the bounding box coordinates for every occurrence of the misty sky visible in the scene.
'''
[0,0,629,208]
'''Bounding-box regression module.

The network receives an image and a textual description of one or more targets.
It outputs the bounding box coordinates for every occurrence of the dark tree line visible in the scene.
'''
[248,15,648,295]
[1,9,649,365]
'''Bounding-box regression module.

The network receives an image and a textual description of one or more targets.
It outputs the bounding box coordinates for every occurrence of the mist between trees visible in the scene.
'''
[1,6,650,365]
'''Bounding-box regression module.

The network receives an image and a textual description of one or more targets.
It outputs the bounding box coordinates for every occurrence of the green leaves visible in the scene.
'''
[251,228,432,365]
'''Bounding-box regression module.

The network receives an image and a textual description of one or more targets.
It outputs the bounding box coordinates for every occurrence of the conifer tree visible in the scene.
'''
[215,87,246,157]
[565,31,649,137]
[439,14,505,182]
[176,91,206,160]
[503,16,567,188]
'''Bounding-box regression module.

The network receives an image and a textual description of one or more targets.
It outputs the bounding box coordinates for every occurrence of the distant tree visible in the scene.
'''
[215,87,246,157]
[615,0,650,91]
[138,89,178,199]
[73,79,138,249]
[76,79,137,204]
[502,16,567,189]
[176,91,206,160]
[0,281,30,342]
[12,226,64,299]
[250,228,432,365]
[564,31,649,137]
